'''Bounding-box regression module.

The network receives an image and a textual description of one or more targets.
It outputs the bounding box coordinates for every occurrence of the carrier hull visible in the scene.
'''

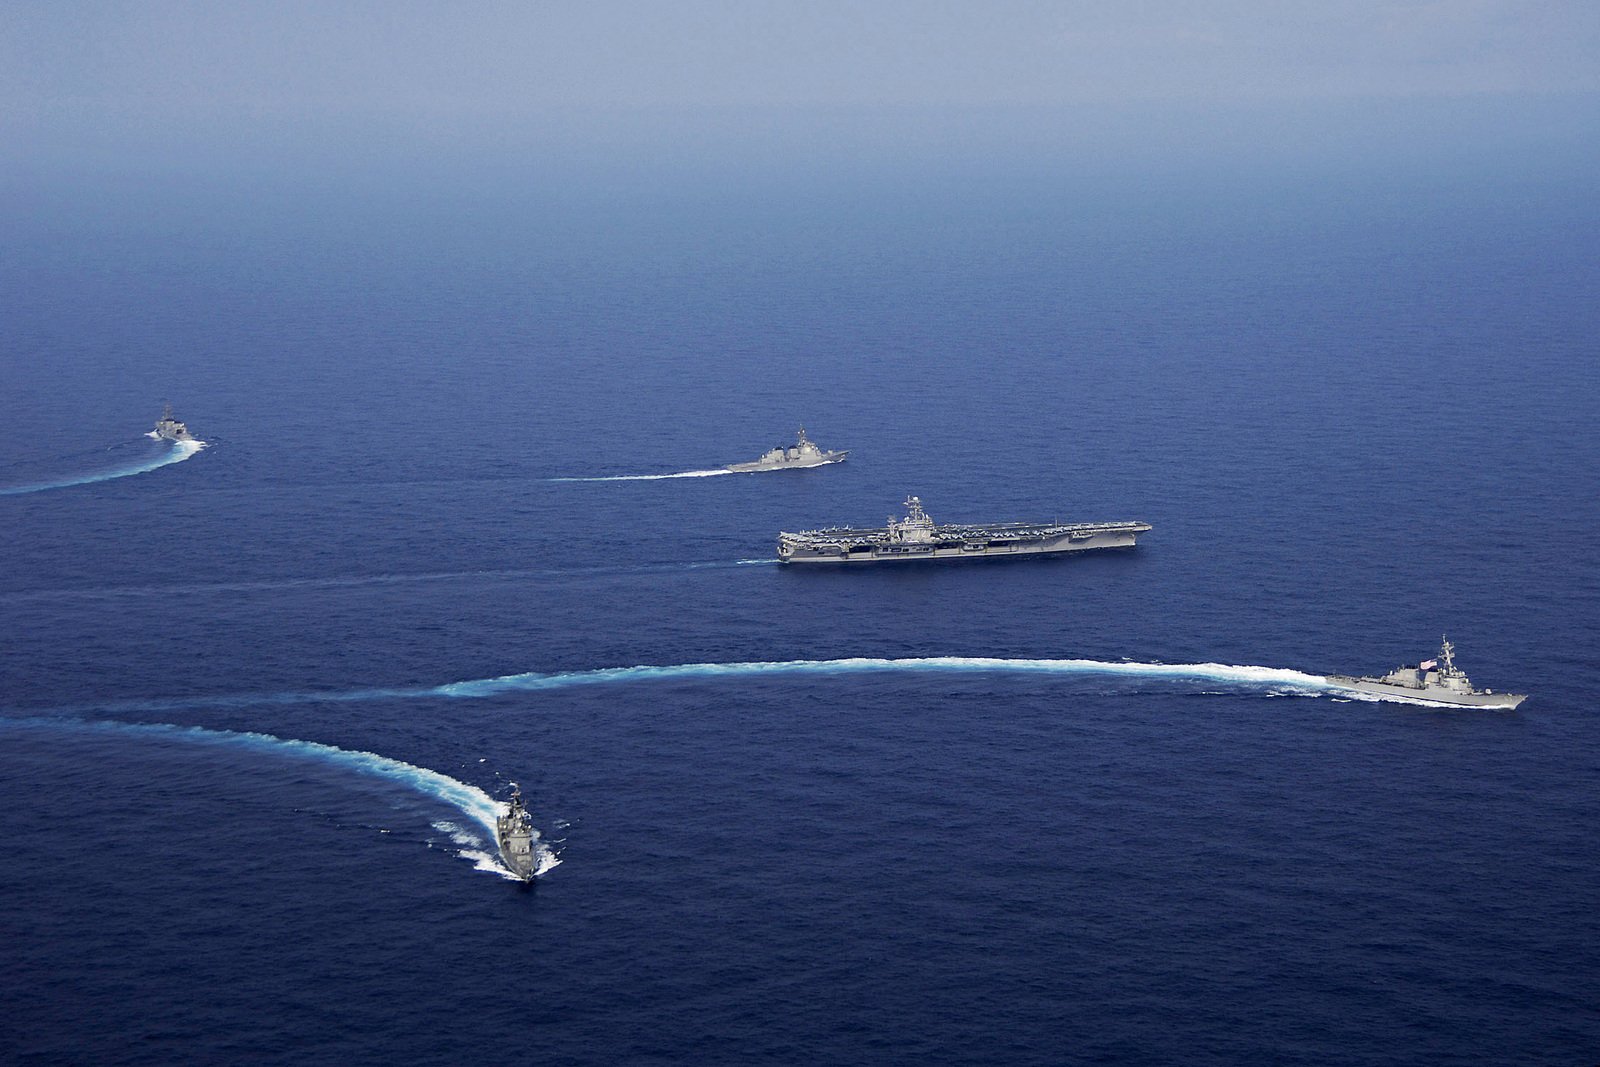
[780,526,1145,563]
[779,497,1150,564]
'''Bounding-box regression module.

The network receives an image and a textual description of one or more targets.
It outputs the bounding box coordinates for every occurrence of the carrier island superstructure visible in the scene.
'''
[778,496,1151,564]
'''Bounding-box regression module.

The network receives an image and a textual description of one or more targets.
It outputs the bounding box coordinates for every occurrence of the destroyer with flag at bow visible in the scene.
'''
[496,784,539,881]
[778,496,1151,564]
[1325,637,1527,708]
[726,427,848,472]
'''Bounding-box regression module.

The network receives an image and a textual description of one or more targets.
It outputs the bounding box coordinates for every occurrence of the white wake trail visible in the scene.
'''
[434,655,1334,700]
[549,468,733,482]
[26,655,1464,724]
[0,439,206,496]
[0,716,556,879]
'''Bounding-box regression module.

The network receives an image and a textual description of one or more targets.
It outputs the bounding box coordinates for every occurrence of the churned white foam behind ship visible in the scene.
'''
[431,655,1338,700]
[0,437,206,496]
[550,468,732,482]
[0,717,532,878]
[20,654,1418,742]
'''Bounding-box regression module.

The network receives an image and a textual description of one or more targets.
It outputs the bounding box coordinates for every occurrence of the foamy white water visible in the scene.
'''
[0,438,205,496]
[434,656,1335,699]
[550,468,732,482]
[0,716,553,878]
[33,654,1480,725]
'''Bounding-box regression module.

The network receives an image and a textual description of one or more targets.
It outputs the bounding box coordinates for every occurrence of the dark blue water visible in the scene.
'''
[3,134,1599,1064]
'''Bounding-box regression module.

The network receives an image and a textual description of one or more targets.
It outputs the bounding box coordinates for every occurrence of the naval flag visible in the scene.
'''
[1419,659,1438,670]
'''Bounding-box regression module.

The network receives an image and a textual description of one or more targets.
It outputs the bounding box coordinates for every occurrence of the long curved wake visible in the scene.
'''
[425,656,1485,709]
[0,716,558,879]
[38,655,1399,722]
[434,656,1335,699]
[549,468,732,482]
[0,438,206,496]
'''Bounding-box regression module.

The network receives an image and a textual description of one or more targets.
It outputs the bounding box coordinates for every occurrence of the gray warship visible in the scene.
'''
[726,427,847,472]
[151,404,195,443]
[1326,637,1526,709]
[778,496,1151,564]
[496,784,539,881]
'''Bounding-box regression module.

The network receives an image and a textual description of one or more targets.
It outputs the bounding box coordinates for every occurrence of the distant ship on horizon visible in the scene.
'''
[778,496,1150,564]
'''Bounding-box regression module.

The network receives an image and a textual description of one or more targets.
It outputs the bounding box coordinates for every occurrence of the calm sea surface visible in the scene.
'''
[2,144,1598,1064]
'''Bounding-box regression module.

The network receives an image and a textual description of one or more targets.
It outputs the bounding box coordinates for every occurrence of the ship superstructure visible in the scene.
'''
[1325,637,1526,708]
[726,427,848,472]
[496,784,539,881]
[151,404,195,443]
[778,496,1151,564]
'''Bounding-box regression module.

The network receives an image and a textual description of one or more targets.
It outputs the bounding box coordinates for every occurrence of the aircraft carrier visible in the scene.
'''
[778,496,1151,565]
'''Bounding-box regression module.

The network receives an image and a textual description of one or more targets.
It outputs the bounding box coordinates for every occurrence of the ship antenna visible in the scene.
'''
[1441,636,1455,673]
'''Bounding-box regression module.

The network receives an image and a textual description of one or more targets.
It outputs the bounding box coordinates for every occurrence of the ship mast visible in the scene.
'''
[1440,636,1456,674]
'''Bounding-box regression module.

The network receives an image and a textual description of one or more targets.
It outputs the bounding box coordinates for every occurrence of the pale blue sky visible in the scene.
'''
[6,1,1597,122]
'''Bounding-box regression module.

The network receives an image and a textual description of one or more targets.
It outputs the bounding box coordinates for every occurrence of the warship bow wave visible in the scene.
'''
[726,427,848,472]
[1325,637,1526,708]
[496,783,539,881]
[778,496,1150,564]
[150,404,195,443]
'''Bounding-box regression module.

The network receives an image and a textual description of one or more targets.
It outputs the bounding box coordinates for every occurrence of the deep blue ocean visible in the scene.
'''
[3,120,1599,1064]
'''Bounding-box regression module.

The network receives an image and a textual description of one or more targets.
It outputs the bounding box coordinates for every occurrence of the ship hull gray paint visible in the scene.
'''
[153,406,194,442]
[1324,675,1527,709]
[780,526,1146,564]
[726,453,847,473]
[496,790,539,881]
[498,843,537,880]
[727,428,847,472]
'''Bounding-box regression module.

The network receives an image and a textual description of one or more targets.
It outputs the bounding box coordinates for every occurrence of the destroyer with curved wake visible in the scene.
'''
[726,427,847,472]
[1325,637,1526,708]
[0,716,552,879]
[778,496,1150,564]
